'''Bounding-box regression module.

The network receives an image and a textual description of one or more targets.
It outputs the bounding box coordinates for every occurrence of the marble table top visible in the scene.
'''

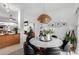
[30,37,63,48]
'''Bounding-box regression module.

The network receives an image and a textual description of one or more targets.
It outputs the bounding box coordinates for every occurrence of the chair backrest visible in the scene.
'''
[24,42,35,55]
[25,37,40,54]
[43,48,61,55]
[52,35,57,38]
[60,40,68,50]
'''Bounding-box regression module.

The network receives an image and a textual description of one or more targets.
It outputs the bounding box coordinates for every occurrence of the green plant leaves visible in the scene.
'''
[64,32,76,44]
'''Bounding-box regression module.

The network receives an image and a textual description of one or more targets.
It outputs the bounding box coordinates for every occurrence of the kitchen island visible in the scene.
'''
[0,34,20,49]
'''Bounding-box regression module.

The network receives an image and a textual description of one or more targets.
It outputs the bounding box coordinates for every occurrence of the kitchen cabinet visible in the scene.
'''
[0,34,20,49]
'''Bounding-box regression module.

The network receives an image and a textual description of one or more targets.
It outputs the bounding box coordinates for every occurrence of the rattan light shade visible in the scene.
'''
[37,14,51,24]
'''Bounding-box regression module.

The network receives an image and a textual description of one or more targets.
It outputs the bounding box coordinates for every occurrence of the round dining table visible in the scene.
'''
[30,37,63,48]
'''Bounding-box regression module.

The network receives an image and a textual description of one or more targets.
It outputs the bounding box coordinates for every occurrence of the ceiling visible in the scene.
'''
[10,3,77,19]
[0,3,78,23]
[10,3,76,10]
[0,3,77,17]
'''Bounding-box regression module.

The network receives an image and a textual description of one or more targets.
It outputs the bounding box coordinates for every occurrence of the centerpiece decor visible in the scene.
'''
[39,27,54,42]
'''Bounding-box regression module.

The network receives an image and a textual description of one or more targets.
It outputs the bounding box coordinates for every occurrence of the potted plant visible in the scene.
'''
[65,30,76,53]
[13,27,18,34]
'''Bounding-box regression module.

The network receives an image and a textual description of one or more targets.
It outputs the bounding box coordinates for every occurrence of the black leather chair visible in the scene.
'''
[24,37,40,55]
[24,42,35,55]
[60,40,68,50]
[43,48,61,55]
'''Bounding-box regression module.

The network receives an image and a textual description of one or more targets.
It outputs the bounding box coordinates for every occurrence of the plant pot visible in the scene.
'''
[69,44,75,51]
[44,34,52,42]
[68,43,75,54]
[46,34,51,41]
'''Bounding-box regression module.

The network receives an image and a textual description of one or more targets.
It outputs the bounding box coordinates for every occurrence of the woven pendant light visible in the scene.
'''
[37,14,51,24]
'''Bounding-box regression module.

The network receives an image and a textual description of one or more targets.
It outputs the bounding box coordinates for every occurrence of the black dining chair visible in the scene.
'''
[43,47,61,55]
[24,42,35,55]
[24,37,40,55]
[60,40,68,50]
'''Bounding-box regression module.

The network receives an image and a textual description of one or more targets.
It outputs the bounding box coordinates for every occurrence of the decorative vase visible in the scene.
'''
[40,34,52,42]
[46,34,51,41]
[40,36,45,41]
[69,43,75,55]
[44,34,51,42]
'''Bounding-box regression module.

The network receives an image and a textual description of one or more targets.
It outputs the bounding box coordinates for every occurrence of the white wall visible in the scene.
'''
[23,4,77,25]
[75,5,79,54]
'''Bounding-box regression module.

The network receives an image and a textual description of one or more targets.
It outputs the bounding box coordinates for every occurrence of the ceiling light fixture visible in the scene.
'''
[37,4,51,24]
[37,14,51,24]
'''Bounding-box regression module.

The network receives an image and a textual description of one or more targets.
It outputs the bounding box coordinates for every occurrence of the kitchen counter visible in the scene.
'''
[0,34,20,49]
[0,33,14,36]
